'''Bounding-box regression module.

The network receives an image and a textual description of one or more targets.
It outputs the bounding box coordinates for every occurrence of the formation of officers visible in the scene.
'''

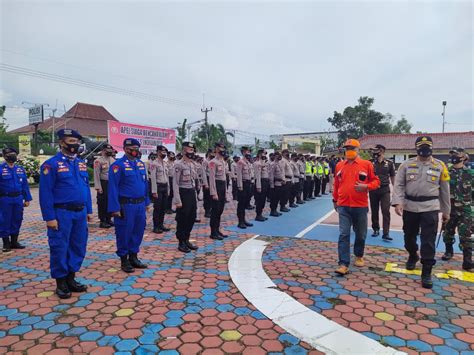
[1,127,472,298]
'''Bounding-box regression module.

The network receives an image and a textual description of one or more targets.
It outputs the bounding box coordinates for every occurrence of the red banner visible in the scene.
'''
[107,121,176,156]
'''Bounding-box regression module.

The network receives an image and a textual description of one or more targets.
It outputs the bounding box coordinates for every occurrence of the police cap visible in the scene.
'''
[182,141,195,149]
[215,142,226,149]
[156,145,168,152]
[449,147,464,154]
[415,136,433,147]
[57,128,82,140]
[2,147,18,155]
[102,143,113,151]
[123,138,141,147]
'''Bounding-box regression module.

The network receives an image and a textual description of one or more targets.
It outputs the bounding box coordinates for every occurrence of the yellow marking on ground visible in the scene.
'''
[220,330,242,341]
[386,263,474,282]
[37,291,54,297]
[115,308,134,317]
[375,312,395,321]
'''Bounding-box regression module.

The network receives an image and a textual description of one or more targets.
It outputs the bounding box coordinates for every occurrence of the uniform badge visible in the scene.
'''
[113,165,120,173]
[43,166,49,175]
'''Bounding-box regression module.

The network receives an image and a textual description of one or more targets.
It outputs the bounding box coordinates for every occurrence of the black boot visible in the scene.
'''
[178,241,191,253]
[204,211,212,218]
[99,221,111,229]
[66,272,87,293]
[462,248,473,271]
[255,215,266,222]
[218,231,228,238]
[421,264,433,289]
[186,240,199,250]
[441,244,454,261]
[129,253,148,269]
[270,210,280,217]
[280,207,290,212]
[107,218,114,227]
[289,203,298,208]
[161,225,171,232]
[244,220,253,227]
[153,226,164,234]
[371,230,379,237]
[55,278,72,299]
[382,234,393,241]
[237,213,247,229]
[120,256,135,273]
[10,234,25,249]
[406,253,420,270]
[2,237,12,253]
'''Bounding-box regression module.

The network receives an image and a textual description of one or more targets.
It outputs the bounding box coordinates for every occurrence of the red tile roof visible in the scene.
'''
[359,131,474,151]
[9,102,118,137]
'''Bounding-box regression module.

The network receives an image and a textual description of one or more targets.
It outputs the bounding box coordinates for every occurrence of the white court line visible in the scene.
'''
[294,209,336,238]
[229,236,405,355]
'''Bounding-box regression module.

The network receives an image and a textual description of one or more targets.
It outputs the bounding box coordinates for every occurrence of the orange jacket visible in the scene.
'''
[332,157,380,208]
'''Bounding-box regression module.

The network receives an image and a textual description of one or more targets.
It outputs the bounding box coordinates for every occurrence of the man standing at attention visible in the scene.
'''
[333,139,380,276]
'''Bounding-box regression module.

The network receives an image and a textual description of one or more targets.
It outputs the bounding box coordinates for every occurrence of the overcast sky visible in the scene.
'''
[1,0,472,140]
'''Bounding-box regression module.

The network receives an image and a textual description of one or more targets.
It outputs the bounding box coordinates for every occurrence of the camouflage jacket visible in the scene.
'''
[449,166,472,210]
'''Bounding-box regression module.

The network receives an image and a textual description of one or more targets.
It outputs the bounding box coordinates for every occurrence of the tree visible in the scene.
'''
[390,115,412,134]
[320,135,338,153]
[176,118,187,152]
[192,123,233,153]
[253,138,261,152]
[269,140,280,150]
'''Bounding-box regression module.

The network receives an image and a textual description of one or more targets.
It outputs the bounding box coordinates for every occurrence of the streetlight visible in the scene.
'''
[442,101,447,133]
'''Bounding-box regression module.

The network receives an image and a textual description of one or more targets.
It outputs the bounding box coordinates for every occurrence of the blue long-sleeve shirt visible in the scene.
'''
[108,157,149,213]
[0,162,32,202]
[39,152,93,221]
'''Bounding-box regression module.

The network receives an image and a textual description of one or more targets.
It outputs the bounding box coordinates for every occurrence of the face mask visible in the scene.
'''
[220,150,229,158]
[345,150,357,160]
[159,152,167,158]
[372,153,380,159]
[417,146,432,157]
[450,156,462,165]
[276,155,282,161]
[5,154,17,163]
[106,151,114,156]
[245,154,252,160]
[185,152,194,159]
[126,148,139,157]
[62,142,80,154]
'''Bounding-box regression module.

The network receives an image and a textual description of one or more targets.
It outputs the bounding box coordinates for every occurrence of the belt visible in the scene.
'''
[262,178,270,181]
[285,175,292,178]
[0,191,22,197]
[54,203,85,212]
[157,183,168,187]
[405,195,438,202]
[119,197,145,204]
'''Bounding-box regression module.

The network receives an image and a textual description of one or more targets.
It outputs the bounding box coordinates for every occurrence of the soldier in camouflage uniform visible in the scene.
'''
[441,148,472,271]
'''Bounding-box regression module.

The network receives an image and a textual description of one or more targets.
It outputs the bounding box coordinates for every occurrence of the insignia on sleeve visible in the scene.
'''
[42,165,50,175]
[113,165,120,174]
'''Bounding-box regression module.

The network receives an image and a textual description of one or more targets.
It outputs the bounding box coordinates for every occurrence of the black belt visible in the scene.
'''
[157,183,168,187]
[54,203,85,212]
[285,175,292,178]
[262,178,270,181]
[405,195,438,202]
[216,180,226,184]
[119,197,145,204]
[0,191,22,197]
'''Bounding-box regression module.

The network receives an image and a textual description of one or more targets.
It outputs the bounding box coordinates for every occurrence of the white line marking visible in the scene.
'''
[229,236,405,355]
[294,209,335,238]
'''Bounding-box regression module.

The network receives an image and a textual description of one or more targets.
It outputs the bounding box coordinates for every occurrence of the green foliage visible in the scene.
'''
[192,123,234,153]
[300,142,316,152]
[17,156,40,181]
[269,140,280,150]
[176,118,187,151]
[253,138,261,152]
[320,136,338,153]
[327,97,413,145]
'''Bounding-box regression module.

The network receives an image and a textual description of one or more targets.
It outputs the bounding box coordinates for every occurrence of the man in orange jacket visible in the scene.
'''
[332,139,380,275]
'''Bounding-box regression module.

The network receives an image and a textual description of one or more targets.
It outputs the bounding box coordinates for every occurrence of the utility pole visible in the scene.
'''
[441,101,447,133]
[201,106,212,148]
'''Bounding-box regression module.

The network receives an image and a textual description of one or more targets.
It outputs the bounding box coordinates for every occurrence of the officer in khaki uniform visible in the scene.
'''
[289,153,300,208]
[93,143,115,228]
[392,136,451,289]
[150,145,171,234]
[173,142,199,253]
[236,146,253,229]
[280,149,293,211]
[208,143,229,240]
[254,149,270,222]
[270,151,285,216]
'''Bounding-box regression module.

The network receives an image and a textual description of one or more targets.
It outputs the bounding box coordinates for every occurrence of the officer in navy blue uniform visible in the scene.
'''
[108,138,151,273]
[39,129,92,299]
[1,147,32,252]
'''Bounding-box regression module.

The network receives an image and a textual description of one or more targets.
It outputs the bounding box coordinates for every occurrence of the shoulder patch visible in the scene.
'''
[112,165,120,174]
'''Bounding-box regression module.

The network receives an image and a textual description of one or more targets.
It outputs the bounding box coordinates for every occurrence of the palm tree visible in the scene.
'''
[176,118,187,151]
[192,123,234,152]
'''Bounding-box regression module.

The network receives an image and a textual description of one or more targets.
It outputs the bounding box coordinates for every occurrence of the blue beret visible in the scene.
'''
[123,138,141,147]
[57,129,82,140]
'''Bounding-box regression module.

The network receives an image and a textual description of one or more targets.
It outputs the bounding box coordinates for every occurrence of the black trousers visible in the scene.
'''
[298,178,304,201]
[369,189,391,235]
[321,176,328,194]
[270,186,281,211]
[303,177,312,199]
[289,182,298,205]
[232,179,238,200]
[237,180,252,223]
[210,181,227,235]
[167,177,174,210]
[314,177,321,196]
[248,183,255,207]
[153,185,169,228]
[280,182,291,209]
[403,210,438,266]
[255,179,270,216]
[203,186,212,213]
[175,188,197,242]
[97,180,110,222]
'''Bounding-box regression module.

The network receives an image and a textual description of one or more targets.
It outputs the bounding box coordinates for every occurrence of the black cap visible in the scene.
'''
[240,146,251,152]
[371,144,386,151]
[449,147,464,155]
[102,143,113,151]
[167,151,175,156]
[415,136,433,147]
[182,142,195,149]
[2,147,18,155]
[291,153,298,158]
[215,142,226,149]
[156,145,168,152]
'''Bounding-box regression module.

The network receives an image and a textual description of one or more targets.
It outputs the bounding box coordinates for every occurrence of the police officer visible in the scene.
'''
[108,138,150,273]
[313,157,323,197]
[1,147,32,252]
[208,143,229,240]
[94,143,115,228]
[270,151,285,216]
[39,129,92,299]
[441,148,472,270]
[280,149,293,211]
[369,144,395,241]
[202,149,214,218]
[173,142,199,252]
[230,156,239,201]
[254,149,270,221]
[165,151,176,214]
[392,136,451,289]
[289,153,300,208]
[322,158,330,195]
[297,154,305,204]
[150,145,171,234]
[304,155,314,201]
[236,146,253,229]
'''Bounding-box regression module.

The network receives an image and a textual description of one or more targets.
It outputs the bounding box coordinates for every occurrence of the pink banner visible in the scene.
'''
[107,121,176,156]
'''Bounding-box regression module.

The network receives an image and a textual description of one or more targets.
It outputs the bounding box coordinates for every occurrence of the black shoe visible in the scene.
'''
[2,237,12,253]
[107,219,114,227]
[441,244,454,261]
[153,226,164,234]
[406,254,420,270]
[255,215,266,222]
[178,242,191,253]
[195,219,201,223]
[280,207,290,213]
[371,230,380,237]
[263,217,268,220]
[382,234,393,241]
[129,253,148,269]
[289,203,298,208]
[99,222,111,229]
[270,211,280,217]
[309,197,315,200]
[161,226,171,232]
[244,221,253,227]
[421,264,433,289]
[237,222,247,229]
[462,249,472,271]
[10,235,25,249]
[66,272,87,293]
[204,212,211,218]
[165,209,174,215]
[55,278,72,299]
[218,231,228,238]
[186,240,199,250]
[120,256,135,273]
[296,200,304,204]
[304,198,310,201]
[210,234,224,241]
